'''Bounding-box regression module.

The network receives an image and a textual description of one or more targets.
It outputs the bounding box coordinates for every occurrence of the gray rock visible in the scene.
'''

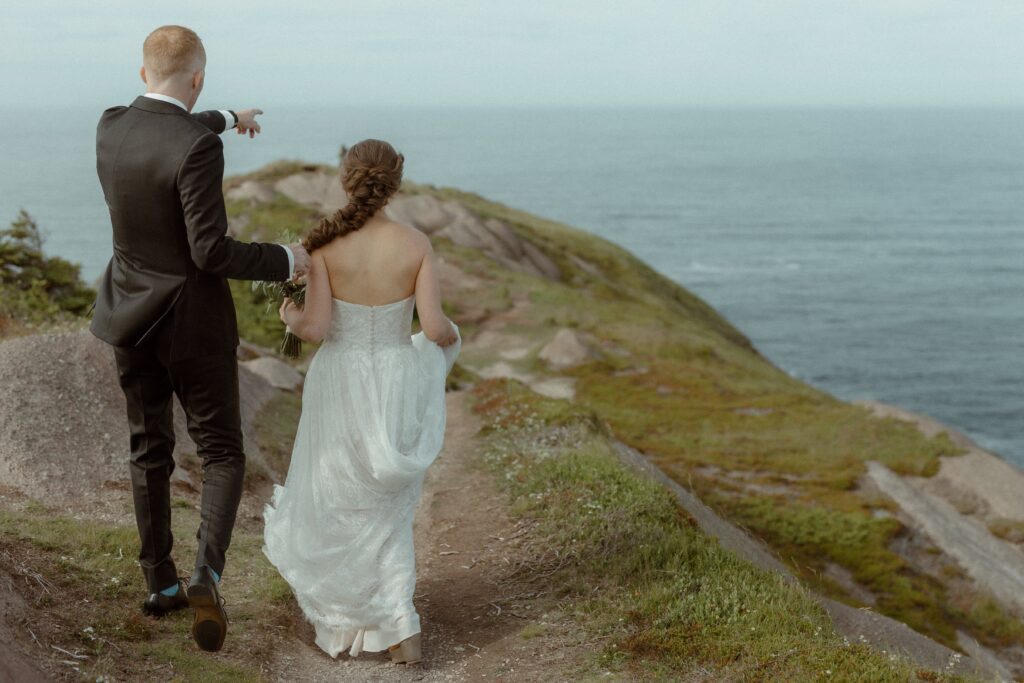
[385,195,451,234]
[227,214,250,238]
[867,461,1024,616]
[241,356,304,391]
[238,338,277,361]
[275,172,347,214]
[0,330,284,503]
[387,194,561,281]
[226,179,275,204]
[538,329,591,370]
[614,441,998,681]
[957,631,1016,682]
[520,240,561,280]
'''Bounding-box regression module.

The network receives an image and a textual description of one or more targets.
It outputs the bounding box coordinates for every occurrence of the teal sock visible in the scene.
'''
[211,568,221,583]
[159,583,179,597]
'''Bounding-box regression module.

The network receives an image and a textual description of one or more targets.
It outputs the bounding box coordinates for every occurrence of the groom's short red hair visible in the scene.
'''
[143,25,205,82]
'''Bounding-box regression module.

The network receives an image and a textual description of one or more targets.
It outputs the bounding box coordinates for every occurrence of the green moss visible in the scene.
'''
[519,623,546,640]
[131,640,262,681]
[222,193,321,350]
[987,518,1024,544]
[229,278,287,351]
[446,361,480,392]
[958,595,1024,649]
[470,379,971,681]
[225,194,319,243]
[0,508,140,599]
[717,494,960,645]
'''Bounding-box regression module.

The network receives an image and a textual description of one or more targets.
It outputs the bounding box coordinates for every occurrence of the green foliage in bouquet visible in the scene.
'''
[0,210,95,325]
[247,228,309,358]
[252,278,307,358]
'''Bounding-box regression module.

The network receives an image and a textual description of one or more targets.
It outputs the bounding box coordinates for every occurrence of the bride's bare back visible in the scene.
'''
[318,216,423,306]
[283,211,456,346]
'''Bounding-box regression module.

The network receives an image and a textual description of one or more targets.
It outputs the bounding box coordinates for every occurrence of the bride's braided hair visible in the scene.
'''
[302,139,404,252]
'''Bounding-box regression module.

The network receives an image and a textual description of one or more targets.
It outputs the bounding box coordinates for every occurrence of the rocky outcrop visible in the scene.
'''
[0,331,281,502]
[243,171,562,282]
[226,179,275,204]
[923,446,1024,522]
[866,461,1024,616]
[538,329,591,370]
[384,194,452,233]
[387,194,561,281]
[241,356,304,391]
[613,442,997,681]
[274,172,347,214]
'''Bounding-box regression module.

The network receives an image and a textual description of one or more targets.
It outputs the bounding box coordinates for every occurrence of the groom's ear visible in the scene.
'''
[140,66,148,84]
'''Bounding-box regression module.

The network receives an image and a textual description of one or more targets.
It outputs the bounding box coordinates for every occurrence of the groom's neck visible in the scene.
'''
[145,82,196,111]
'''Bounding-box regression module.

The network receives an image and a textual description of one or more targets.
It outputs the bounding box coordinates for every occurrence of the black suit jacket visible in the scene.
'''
[90,96,289,360]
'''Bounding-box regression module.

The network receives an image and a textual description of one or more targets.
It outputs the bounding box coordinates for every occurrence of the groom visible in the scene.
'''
[89,25,310,652]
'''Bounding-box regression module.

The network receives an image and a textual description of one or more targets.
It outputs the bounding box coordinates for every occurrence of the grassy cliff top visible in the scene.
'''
[3,162,1015,679]
[223,162,1023,676]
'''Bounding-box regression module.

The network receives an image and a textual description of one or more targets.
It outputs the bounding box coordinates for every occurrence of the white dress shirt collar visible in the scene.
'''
[142,92,189,111]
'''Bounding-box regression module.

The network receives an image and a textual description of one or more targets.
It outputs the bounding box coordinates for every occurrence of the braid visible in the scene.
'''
[302,140,404,253]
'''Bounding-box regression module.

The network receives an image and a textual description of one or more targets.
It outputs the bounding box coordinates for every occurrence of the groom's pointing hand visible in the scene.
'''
[235,108,264,138]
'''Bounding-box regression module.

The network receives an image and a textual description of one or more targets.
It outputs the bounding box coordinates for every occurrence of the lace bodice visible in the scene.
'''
[325,296,415,352]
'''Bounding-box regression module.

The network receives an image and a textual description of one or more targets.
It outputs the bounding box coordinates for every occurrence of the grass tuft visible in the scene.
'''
[470,378,974,681]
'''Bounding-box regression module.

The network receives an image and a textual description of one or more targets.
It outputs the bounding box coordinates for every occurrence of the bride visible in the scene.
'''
[262,139,460,666]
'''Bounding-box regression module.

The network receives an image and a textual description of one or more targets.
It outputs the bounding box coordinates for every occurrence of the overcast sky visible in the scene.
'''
[2,0,1023,109]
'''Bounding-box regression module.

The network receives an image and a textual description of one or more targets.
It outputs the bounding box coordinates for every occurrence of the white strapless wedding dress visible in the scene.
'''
[262,295,460,657]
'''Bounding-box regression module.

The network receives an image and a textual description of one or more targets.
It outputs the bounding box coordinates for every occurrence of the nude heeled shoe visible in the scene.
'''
[389,632,422,665]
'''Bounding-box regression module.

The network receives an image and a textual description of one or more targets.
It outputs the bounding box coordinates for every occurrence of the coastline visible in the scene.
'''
[4,161,1023,679]
[857,400,1024,523]
[4,107,1022,468]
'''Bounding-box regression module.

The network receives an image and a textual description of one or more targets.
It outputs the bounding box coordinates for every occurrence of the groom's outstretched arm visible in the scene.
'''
[178,131,290,281]
[192,109,235,134]
[192,108,262,137]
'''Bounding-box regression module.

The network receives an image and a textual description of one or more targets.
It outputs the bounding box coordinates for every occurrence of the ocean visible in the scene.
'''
[1,106,1020,465]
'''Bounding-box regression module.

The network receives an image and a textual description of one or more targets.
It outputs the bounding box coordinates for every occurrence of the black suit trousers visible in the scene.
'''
[113,315,245,592]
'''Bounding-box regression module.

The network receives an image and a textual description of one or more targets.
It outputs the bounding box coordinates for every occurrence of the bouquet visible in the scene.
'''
[253,271,307,359]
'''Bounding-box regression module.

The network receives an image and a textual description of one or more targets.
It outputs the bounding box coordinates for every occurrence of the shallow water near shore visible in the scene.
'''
[0,105,1020,465]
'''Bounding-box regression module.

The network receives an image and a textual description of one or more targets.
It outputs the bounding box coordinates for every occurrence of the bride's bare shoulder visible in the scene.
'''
[383,218,432,254]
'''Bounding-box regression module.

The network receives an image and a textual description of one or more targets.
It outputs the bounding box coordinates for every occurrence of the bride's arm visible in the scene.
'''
[414,241,458,347]
[279,252,332,343]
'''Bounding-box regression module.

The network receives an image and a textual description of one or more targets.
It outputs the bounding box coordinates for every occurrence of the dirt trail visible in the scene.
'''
[268,391,584,682]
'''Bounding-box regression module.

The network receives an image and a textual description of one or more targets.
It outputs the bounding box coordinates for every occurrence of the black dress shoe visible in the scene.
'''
[187,565,228,652]
[142,580,189,617]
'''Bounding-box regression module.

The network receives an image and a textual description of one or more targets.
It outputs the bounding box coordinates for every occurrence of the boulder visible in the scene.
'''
[277,176,562,281]
[0,331,130,503]
[385,194,451,234]
[387,194,561,281]
[538,329,591,370]
[237,338,277,361]
[241,356,304,391]
[520,240,563,281]
[275,172,347,214]
[226,179,275,204]
[227,214,250,238]
[0,330,283,503]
